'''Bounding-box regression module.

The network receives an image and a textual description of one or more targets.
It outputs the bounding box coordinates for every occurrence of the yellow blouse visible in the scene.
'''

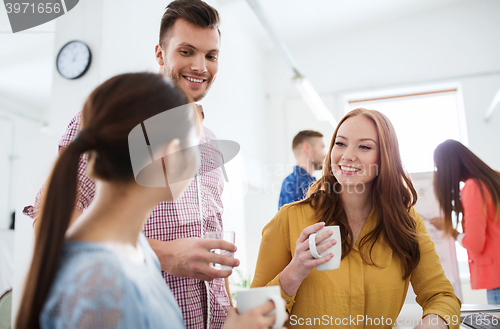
[251,202,461,329]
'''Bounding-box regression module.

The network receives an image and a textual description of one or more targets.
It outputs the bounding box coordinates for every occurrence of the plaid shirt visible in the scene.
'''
[23,112,229,329]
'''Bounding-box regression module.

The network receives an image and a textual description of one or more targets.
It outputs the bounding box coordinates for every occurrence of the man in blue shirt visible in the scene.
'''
[279,130,326,209]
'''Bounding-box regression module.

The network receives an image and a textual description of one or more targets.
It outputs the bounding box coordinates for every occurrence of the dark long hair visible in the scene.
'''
[16,73,198,329]
[297,108,420,279]
[434,139,500,235]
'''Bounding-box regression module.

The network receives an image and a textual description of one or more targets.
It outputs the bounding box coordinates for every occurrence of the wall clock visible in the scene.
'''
[56,40,92,79]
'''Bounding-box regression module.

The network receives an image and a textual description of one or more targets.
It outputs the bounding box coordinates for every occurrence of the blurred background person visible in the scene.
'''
[432,139,500,305]
[278,130,325,209]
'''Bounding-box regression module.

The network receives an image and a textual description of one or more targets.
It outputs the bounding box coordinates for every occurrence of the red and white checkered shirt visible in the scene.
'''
[23,112,230,329]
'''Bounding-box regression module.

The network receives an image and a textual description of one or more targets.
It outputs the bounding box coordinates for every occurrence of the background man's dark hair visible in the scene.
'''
[159,0,221,47]
[292,130,323,150]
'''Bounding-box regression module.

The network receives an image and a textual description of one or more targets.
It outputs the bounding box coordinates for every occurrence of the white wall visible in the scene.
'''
[9,112,55,327]
[0,32,55,230]
[0,118,13,228]
[201,1,269,277]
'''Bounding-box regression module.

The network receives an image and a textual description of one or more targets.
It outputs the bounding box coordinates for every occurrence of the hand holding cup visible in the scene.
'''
[234,286,288,329]
[308,225,341,271]
[288,222,338,282]
[204,231,236,271]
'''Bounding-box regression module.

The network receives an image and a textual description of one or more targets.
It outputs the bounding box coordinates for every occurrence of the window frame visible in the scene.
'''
[340,82,468,173]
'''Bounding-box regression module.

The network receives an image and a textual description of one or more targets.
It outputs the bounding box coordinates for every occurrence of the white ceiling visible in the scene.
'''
[217,0,471,48]
[0,0,476,120]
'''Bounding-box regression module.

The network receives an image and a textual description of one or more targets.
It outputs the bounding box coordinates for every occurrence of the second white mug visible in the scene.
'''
[236,286,287,329]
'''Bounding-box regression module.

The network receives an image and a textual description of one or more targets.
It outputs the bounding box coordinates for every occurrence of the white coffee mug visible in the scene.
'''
[236,286,286,328]
[308,225,342,271]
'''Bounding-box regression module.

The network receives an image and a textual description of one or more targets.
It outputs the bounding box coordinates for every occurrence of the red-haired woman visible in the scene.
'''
[252,109,461,329]
[432,139,500,305]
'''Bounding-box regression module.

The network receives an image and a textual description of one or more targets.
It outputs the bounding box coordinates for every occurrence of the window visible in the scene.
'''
[344,84,467,173]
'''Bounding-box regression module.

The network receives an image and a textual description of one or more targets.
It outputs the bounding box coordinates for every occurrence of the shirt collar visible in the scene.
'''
[196,104,205,121]
[293,165,314,179]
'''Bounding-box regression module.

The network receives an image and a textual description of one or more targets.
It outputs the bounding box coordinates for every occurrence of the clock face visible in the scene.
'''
[56,41,91,79]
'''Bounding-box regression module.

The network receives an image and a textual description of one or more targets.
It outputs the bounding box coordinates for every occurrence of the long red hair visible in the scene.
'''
[297,108,419,279]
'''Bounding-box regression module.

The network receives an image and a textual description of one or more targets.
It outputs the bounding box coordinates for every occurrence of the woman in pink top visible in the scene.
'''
[433,139,500,304]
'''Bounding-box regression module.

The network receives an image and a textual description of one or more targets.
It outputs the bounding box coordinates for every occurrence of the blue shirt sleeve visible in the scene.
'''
[279,169,316,209]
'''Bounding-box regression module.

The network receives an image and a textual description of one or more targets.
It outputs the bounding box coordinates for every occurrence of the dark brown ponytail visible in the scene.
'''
[16,140,88,329]
[16,73,196,328]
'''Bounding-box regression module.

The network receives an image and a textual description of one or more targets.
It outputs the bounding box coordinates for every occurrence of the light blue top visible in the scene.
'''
[41,233,185,329]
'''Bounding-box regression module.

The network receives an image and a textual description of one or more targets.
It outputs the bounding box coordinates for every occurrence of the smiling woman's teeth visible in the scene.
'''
[340,165,361,172]
[185,76,203,83]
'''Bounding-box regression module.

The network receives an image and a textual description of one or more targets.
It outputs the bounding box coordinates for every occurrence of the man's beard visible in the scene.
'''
[191,85,211,102]
[163,66,212,102]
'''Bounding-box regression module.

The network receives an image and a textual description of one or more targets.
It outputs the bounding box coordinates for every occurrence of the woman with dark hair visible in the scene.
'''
[432,139,500,305]
[16,73,285,329]
[252,109,461,328]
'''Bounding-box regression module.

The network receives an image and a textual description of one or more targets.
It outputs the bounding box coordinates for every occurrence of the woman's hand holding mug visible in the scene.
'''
[231,286,288,329]
[279,222,337,297]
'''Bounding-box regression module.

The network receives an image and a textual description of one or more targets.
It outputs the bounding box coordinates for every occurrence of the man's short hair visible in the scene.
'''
[292,130,323,150]
[159,0,221,47]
